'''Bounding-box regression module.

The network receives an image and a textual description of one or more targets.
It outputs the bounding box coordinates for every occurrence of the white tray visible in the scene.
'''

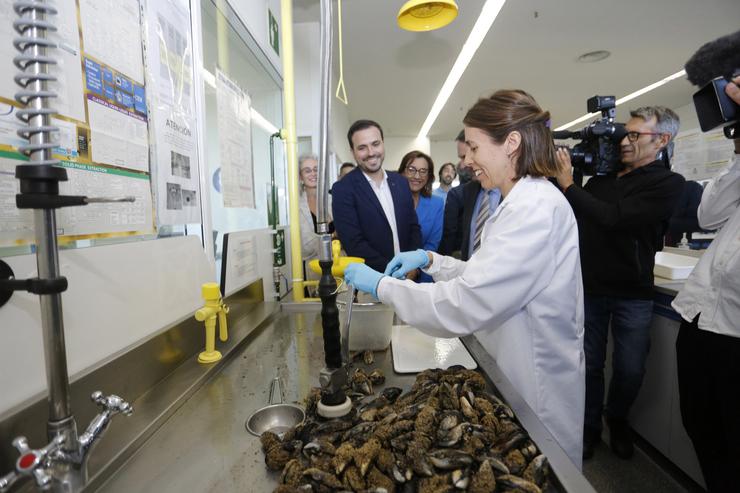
[391,325,477,373]
[654,252,698,280]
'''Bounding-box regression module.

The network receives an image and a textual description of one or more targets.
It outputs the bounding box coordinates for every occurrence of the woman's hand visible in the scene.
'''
[384,249,430,279]
[554,147,575,191]
[344,263,385,298]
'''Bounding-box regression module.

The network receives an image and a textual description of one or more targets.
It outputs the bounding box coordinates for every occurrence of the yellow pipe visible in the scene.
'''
[280,0,305,301]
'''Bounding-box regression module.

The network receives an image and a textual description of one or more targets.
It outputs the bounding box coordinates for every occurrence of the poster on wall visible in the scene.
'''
[79,0,145,85]
[0,156,153,244]
[83,57,149,172]
[216,69,255,209]
[0,0,157,243]
[0,0,86,123]
[144,0,201,225]
[672,127,735,181]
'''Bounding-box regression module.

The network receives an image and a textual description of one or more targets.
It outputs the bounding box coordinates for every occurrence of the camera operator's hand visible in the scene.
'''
[728,75,740,153]
[555,147,575,191]
[726,74,740,105]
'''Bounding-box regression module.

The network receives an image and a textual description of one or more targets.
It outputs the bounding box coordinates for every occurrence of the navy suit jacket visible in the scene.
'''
[331,168,422,272]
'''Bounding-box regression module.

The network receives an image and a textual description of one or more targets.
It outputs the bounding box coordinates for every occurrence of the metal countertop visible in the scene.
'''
[97,309,595,493]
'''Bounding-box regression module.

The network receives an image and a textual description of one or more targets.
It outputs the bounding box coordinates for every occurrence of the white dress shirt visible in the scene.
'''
[363,170,400,254]
[673,154,740,337]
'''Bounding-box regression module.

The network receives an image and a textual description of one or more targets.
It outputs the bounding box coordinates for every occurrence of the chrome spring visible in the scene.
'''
[13,0,59,166]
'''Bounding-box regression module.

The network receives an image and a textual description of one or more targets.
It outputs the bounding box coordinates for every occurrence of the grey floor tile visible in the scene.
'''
[583,441,690,493]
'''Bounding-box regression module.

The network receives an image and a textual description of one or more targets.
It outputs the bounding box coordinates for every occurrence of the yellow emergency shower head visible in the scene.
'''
[397,0,458,32]
[308,240,364,277]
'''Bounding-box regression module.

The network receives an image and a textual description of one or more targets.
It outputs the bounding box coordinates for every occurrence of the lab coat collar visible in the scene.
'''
[490,176,540,220]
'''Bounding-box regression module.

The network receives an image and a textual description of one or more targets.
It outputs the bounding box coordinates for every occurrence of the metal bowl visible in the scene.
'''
[245,403,305,437]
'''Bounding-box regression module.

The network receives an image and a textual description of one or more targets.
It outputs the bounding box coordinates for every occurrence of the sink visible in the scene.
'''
[654,252,698,280]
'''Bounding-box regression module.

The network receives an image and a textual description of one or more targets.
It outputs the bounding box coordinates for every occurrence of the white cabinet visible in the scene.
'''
[632,293,704,486]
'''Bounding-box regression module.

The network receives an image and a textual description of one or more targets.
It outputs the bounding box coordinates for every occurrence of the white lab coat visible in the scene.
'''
[377,176,585,467]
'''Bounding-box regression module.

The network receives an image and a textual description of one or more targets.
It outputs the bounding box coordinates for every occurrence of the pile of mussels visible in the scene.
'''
[261,364,552,493]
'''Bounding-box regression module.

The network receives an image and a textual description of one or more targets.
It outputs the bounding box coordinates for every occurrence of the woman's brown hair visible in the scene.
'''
[463,89,558,180]
[398,150,435,198]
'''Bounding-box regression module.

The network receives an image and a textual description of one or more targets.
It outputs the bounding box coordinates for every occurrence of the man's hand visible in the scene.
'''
[727,75,740,154]
[726,74,740,105]
[555,148,575,191]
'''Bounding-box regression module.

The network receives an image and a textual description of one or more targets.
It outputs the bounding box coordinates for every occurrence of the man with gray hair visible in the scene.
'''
[555,105,685,461]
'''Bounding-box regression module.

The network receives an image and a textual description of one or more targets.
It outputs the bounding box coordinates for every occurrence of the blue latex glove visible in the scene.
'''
[384,249,429,279]
[344,263,385,299]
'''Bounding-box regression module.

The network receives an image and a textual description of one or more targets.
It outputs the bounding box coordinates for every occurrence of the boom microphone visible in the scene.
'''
[684,30,740,87]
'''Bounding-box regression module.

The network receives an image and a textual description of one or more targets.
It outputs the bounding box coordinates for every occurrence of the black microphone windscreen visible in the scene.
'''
[685,30,740,87]
[552,130,577,140]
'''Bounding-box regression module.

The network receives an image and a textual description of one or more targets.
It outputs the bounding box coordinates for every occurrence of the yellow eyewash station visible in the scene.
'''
[194,282,229,363]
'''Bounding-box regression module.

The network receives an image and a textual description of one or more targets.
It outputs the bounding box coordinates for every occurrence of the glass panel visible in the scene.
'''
[201,0,286,270]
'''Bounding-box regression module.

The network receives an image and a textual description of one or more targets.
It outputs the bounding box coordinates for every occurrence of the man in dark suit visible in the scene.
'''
[439,130,501,260]
[331,120,421,274]
[438,130,472,256]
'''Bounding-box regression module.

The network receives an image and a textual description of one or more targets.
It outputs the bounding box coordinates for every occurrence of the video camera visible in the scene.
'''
[552,95,627,176]
[685,30,740,139]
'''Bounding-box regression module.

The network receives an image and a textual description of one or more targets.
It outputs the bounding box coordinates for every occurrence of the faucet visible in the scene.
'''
[0,391,132,492]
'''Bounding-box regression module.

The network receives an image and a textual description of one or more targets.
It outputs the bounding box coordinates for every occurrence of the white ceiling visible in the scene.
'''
[293,0,740,140]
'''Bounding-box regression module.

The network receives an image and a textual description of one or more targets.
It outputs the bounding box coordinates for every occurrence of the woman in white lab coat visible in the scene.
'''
[344,89,586,467]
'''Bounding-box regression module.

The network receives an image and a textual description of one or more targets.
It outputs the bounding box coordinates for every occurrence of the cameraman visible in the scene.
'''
[671,32,740,492]
[555,107,684,460]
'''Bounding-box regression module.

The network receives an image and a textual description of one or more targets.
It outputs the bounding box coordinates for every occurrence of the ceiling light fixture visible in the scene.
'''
[577,50,610,63]
[417,0,507,139]
[554,69,687,131]
[398,0,459,32]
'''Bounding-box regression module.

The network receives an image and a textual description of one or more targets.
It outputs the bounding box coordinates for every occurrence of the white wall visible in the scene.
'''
[0,237,214,415]
[381,136,431,172]
[294,22,320,155]
[293,21,354,167]
[331,97,351,164]
[430,139,459,169]
[228,0,282,76]
[672,102,700,134]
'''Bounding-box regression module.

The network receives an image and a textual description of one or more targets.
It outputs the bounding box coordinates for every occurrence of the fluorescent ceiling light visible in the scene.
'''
[202,68,280,134]
[554,69,687,131]
[417,0,506,139]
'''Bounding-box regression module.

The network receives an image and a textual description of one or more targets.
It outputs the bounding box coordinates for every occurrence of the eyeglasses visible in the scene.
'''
[405,166,429,177]
[300,167,318,174]
[625,131,665,143]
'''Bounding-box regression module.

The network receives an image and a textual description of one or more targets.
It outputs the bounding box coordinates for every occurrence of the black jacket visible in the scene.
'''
[564,161,685,299]
[666,180,704,246]
[438,180,481,260]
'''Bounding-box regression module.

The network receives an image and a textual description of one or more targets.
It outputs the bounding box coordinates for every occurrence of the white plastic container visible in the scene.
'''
[654,252,698,280]
[338,294,394,351]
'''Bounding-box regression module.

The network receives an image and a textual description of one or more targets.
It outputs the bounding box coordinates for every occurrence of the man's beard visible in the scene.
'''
[458,167,474,184]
